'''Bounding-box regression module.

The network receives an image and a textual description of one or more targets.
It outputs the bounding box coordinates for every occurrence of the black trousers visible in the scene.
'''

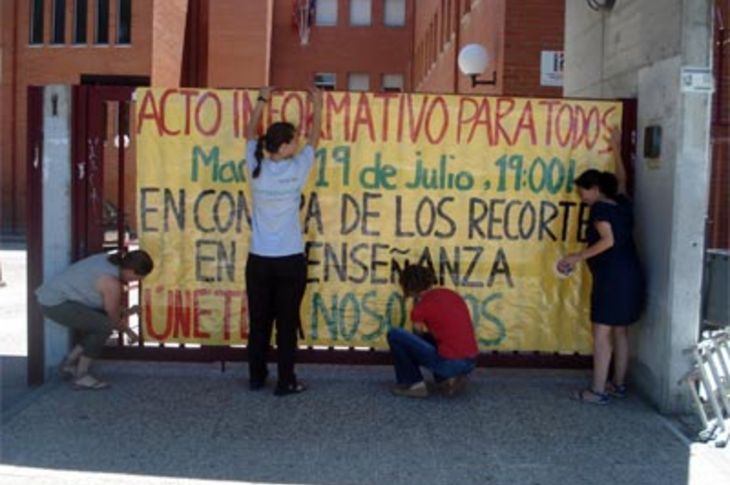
[245,253,306,387]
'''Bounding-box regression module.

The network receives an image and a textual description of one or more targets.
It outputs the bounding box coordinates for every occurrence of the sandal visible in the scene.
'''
[571,388,609,405]
[274,381,307,396]
[73,374,110,391]
[58,362,76,380]
[606,382,627,399]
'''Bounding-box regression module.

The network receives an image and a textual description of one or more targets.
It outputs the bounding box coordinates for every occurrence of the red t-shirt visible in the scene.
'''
[411,288,479,360]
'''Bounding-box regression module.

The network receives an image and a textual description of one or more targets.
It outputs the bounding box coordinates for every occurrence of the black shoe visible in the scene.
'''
[274,381,307,396]
[249,372,268,391]
[249,380,266,391]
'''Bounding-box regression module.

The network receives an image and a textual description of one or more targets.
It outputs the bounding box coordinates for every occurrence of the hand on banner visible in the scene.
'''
[257,86,275,102]
[606,124,628,195]
[606,125,621,151]
[556,254,581,277]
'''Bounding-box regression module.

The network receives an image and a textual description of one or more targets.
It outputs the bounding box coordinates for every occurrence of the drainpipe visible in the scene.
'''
[10,0,19,232]
[452,1,461,94]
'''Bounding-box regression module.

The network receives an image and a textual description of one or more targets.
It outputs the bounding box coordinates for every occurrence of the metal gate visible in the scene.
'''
[29,85,636,384]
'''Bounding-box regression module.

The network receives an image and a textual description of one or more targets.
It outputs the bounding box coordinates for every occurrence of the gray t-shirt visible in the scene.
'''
[245,140,315,257]
[35,253,119,310]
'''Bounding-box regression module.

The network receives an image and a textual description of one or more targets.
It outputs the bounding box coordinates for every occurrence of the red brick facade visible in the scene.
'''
[271,0,414,92]
[413,0,564,97]
[1,0,186,234]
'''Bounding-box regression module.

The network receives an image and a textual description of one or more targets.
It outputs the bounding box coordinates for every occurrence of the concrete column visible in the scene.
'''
[41,85,73,377]
[564,0,715,413]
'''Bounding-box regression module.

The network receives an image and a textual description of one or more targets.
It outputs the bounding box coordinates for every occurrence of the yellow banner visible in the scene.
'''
[136,88,622,352]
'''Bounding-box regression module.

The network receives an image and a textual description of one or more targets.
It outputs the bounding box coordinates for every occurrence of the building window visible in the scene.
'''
[350,0,371,26]
[314,73,337,91]
[95,0,109,44]
[384,0,405,27]
[30,0,44,44]
[382,74,404,92]
[74,0,88,44]
[117,0,131,44]
[52,0,66,44]
[348,73,370,92]
[315,0,337,26]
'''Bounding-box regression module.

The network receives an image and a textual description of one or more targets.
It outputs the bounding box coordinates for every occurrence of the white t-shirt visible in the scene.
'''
[245,140,315,257]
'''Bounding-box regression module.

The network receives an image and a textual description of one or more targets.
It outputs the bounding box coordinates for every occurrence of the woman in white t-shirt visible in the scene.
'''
[244,86,323,396]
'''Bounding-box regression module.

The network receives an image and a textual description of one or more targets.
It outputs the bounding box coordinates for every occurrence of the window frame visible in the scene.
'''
[95,0,110,45]
[29,0,44,45]
[314,72,337,91]
[73,0,88,44]
[349,0,372,27]
[384,0,406,27]
[51,0,66,45]
[315,0,338,26]
[117,0,131,44]
[348,73,371,92]
[382,74,404,93]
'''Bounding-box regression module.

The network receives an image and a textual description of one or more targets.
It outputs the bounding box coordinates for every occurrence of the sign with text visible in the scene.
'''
[136,88,621,352]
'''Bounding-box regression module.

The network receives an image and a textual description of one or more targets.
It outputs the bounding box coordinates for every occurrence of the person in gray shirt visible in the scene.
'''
[36,250,154,389]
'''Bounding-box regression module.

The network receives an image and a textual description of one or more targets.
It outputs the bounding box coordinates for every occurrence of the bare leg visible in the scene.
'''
[612,326,629,386]
[591,323,613,393]
[75,355,92,377]
[65,345,84,366]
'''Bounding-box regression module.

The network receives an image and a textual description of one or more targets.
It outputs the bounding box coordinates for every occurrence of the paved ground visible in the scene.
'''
[1,243,729,485]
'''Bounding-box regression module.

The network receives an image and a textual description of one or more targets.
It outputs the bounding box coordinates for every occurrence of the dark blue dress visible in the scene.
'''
[586,195,645,325]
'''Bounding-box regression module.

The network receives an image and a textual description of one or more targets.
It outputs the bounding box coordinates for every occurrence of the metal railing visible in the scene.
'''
[680,327,730,447]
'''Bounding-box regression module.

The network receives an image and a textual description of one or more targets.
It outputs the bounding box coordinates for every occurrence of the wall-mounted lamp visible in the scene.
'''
[458,44,497,87]
[587,0,616,11]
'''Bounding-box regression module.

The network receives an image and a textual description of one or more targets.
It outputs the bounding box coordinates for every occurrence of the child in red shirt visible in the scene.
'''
[387,265,479,398]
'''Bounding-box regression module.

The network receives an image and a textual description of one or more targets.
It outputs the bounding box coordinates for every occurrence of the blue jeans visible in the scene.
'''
[386,328,476,385]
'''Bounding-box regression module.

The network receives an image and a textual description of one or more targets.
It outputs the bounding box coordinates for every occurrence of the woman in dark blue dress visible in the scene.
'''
[559,130,645,405]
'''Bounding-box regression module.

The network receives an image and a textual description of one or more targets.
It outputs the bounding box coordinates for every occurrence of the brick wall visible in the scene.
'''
[0,1,19,232]
[205,0,272,88]
[414,0,505,94]
[270,0,414,91]
[503,0,564,97]
[151,0,188,86]
[413,0,564,97]
[0,0,180,235]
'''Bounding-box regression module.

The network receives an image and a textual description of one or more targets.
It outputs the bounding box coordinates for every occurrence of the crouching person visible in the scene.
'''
[387,265,479,398]
[35,250,154,390]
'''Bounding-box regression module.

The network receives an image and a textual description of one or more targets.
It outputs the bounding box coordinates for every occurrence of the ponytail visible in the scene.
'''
[253,135,265,179]
[252,123,296,179]
[599,171,618,199]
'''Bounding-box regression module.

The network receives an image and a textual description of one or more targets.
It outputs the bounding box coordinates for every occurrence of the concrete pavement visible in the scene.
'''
[1,361,729,485]
[1,244,729,485]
